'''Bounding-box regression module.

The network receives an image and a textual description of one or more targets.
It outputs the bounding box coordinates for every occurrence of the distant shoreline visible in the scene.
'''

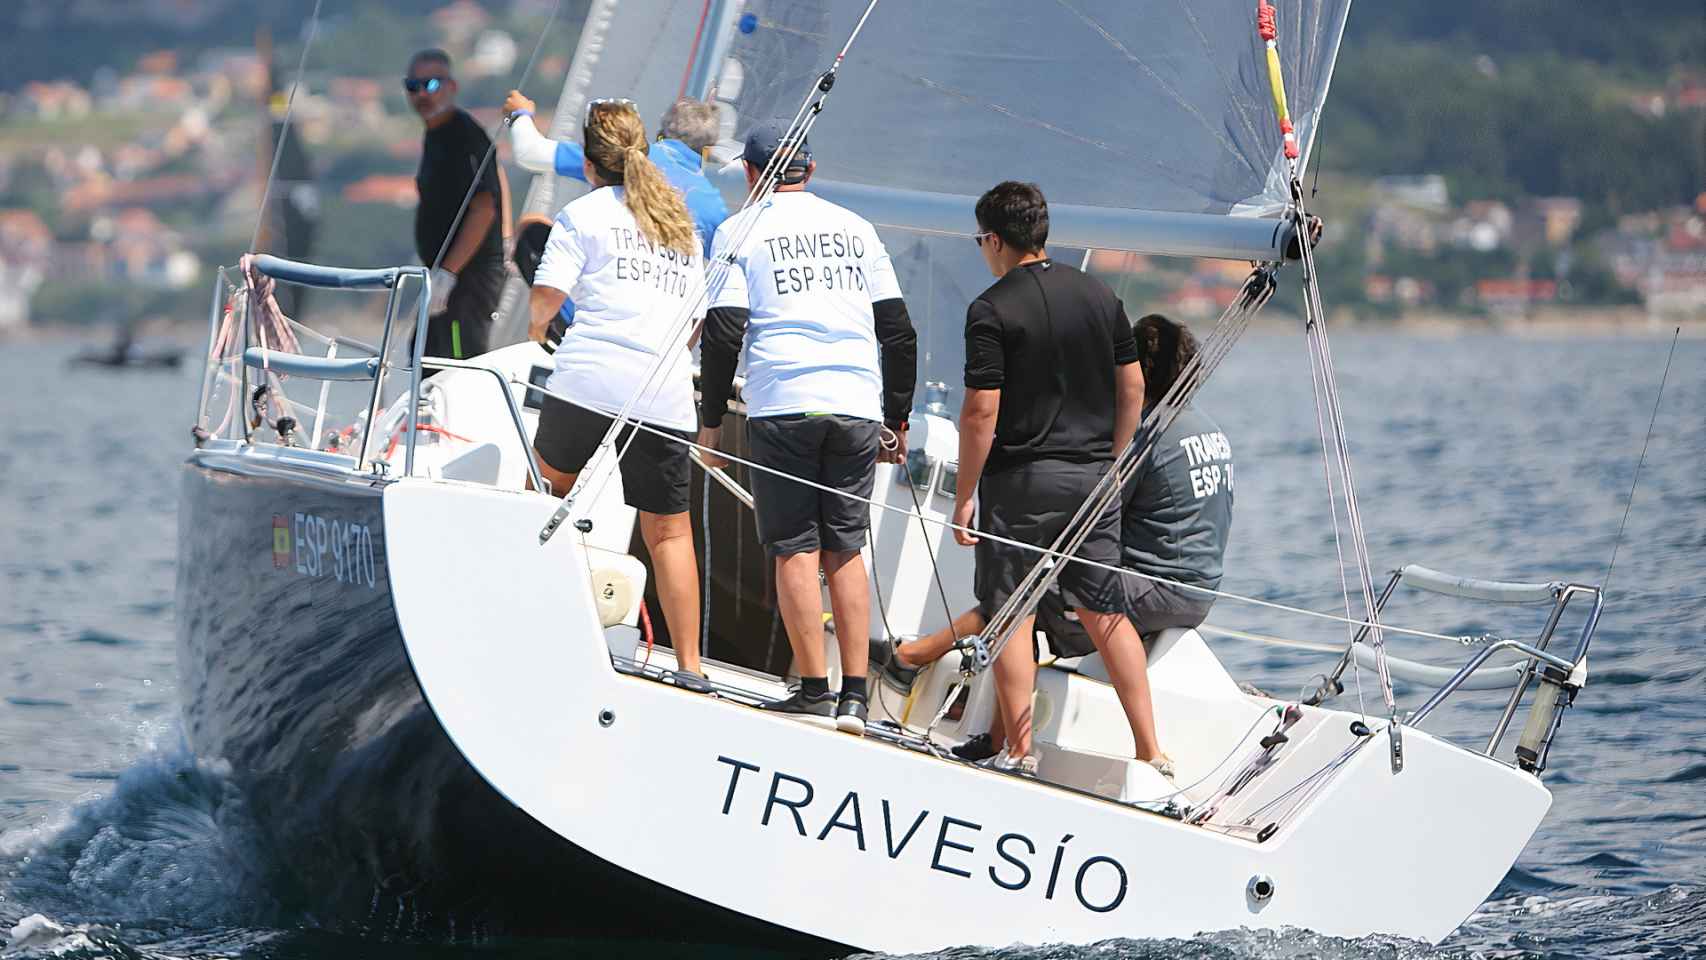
[6,307,1703,343]
[1247,306,1706,337]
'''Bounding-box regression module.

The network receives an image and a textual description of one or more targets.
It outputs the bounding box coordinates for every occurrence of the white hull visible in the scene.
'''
[386,477,1550,951]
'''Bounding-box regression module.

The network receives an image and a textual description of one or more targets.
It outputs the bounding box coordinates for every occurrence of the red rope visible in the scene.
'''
[677,0,715,100]
[1257,0,1278,42]
[383,423,477,461]
[638,599,657,668]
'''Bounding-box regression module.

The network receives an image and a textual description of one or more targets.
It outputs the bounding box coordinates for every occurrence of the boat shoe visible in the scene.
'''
[877,639,920,693]
[759,688,838,729]
[982,749,1039,777]
[1148,753,1177,781]
[835,694,868,736]
[949,732,1000,762]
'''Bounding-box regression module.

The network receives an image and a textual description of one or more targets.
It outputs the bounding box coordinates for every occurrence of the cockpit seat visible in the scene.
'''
[1071,627,1244,700]
[439,441,503,485]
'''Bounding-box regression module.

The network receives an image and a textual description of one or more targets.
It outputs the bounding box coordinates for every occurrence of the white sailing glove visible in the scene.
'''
[428,267,458,315]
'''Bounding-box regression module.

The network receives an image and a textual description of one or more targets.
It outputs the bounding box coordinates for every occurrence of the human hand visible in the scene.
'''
[695,426,728,469]
[878,422,908,464]
[503,90,536,118]
[428,267,457,315]
[542,314,567,354]
[952,498,978,546]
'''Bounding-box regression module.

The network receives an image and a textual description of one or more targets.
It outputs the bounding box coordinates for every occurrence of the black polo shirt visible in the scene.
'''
[963,259,1137,474]
[413,108,503,268]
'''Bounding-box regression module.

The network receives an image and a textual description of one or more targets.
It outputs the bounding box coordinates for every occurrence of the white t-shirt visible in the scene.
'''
[708,191,902,422]
[534,187,705,432]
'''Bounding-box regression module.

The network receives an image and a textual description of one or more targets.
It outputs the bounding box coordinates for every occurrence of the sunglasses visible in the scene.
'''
[973,231,995,248]
[583,96,638,128]
[402,76,445,94]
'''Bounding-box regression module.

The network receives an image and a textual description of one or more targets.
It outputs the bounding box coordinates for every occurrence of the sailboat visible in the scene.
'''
[175,1,1605,952]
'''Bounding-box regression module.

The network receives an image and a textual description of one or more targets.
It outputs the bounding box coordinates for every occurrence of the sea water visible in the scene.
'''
[2,331,1702,958]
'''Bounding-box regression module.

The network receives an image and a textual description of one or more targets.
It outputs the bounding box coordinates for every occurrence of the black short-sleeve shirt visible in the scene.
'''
[414,109,503,268]
[963,259,1136,474]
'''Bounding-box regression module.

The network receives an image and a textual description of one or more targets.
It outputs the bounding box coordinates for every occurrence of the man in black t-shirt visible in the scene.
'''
[406,49,505,361]
[949,181,1168,778]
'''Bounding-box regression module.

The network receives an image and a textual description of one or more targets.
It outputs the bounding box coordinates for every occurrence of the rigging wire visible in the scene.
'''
[885,427,959,641]
[516,377,1472,647]
[249,0,325,255]
[973,268,1275,673]
[539,0,885,544]
[1601,327,1680,592]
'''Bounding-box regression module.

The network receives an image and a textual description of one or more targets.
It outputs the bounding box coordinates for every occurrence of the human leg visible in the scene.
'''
[1080,609,1163,762]
[638,510,701,675]
[443,260,503,359]
[747,415,834,700]
[530,457,573,496]
[774,549,828,679]
[815,416,881,733]
[895,607,987,670]
[615,425,701,676]
[822,549,870,681]
[989,614,1038,758]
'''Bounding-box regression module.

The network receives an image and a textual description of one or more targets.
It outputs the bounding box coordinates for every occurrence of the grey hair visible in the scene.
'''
[408,48,452,73]
[658,98,720,152]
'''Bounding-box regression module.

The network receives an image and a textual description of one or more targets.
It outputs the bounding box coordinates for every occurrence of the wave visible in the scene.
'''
[5,746,1700,959]
[1,741,284,937]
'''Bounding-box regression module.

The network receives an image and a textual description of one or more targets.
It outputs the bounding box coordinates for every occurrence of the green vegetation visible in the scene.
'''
[1327,42,1703,214]
[1,1,1697,328]
[31,279,206,327]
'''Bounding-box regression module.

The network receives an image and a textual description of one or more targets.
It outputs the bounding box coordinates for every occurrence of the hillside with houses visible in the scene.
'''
[0,0,1700,333]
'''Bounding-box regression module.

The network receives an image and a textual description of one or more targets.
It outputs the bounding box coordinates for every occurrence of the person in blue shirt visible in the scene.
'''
[504,90,728,259]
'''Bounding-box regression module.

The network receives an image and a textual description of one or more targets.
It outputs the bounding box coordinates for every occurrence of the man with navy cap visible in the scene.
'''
[697,124,917,736]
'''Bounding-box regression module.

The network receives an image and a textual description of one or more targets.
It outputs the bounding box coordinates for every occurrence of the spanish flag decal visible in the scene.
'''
[272,515,291,569]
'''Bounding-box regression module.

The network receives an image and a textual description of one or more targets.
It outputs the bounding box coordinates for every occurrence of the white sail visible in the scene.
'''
[715,1,1349,218]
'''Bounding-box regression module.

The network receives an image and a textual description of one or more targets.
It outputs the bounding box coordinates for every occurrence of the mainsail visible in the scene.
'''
[717,1,1348,219]
[497,0,1351,345]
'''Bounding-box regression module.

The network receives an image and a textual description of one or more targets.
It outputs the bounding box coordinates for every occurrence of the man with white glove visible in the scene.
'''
[406,48,506,362]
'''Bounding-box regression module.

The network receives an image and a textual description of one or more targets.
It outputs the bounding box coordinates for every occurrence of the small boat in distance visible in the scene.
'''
[69,321,182,370]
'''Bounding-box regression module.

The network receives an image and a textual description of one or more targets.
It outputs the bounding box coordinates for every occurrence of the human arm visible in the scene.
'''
[503,92,557,174]
[696,225,750,468]
[1109,299,1142,455]
[527,214,585,347]
[439,191,495,275]
[872,297,916,462]
[528,284,568,344]
[953,387,1000,546]
[953,298,1006,545]
[1114,360,1144,457]
[695,304,749,470]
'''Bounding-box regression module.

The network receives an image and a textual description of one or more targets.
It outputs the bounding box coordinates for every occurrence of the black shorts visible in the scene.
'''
[974,460,1126,622]
[1124,575,1215,640]
[533,396,692,515]
[1035,584,1094,659]
[747,414,879,557]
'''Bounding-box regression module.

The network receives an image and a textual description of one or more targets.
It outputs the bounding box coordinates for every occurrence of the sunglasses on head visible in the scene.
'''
[583,96,638,128]
[402,76,444,94]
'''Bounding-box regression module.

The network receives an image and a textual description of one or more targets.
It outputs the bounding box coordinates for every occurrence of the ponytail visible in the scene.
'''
[583,101,696,258]
[621,144,696,257]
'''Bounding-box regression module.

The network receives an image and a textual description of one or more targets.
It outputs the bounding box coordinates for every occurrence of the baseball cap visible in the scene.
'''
[742,122,811,180]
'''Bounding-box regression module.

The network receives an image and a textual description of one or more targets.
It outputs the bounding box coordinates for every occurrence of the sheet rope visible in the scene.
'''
[516,377,1473,648]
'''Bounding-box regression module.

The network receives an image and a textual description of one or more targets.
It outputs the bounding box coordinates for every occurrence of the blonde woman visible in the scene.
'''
[528,98,708,687]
